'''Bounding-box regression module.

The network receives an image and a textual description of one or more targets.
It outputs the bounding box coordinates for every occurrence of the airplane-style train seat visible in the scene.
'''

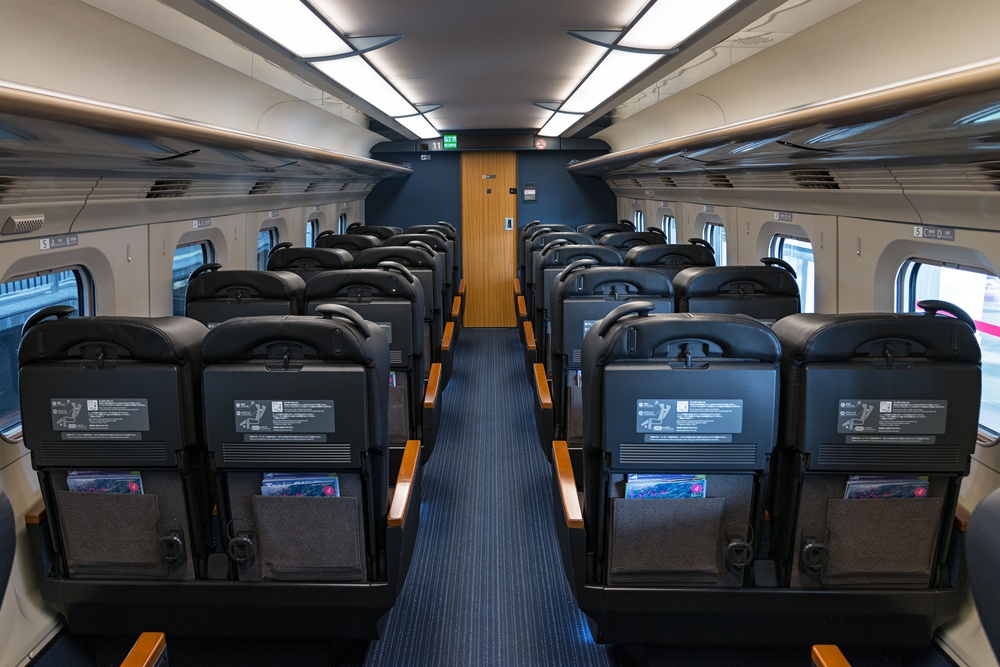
[532,244,623,373]
[552,302,781,643]
[314,232,382,255]
[355,245,446,366]
[576,222,634,238]
[523,231,593,323]
[768,300,980,644]
[624,238,716,282]
[19,306,212,633]
[546,264,673,472]
[264,243,353,282]
[303,263,442,468]
[184,264,305,327]
[199,305,420,638]
[0,489,14,610]
[518,223,575,289]
[406,225,462,304]
[596,231,666,250]
[673,258,800,322]
[346,224,402,241]
[384,233,454,307]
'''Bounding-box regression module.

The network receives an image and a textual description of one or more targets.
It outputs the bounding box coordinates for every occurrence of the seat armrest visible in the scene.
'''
[388,440,421,527]
[423,363,442,410]
[121,632,167,667]
[811,645,850,667]
[442,322,455,352]
[451,296,462,320]
[955,503,972,532]
[533,363,551,410]
[523,320,536,353]
[459,279,465,296]
[552,441,583,529]
[25,498,46,524]
[516,295,528,320]
[513,278,520,295]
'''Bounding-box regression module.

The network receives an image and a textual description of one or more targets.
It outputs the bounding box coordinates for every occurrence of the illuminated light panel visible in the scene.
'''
[396,114,441,139]
[561,50,661,114]
[212,0,352,58]
[620,0,741,50]
[538,111,585,137]
[312,57,416,118]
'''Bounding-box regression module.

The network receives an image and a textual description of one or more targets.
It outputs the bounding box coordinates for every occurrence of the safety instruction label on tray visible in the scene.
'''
[837,399,947,436]
[636,399,742,443]
[51,398,150,432]
[234,400,335,434]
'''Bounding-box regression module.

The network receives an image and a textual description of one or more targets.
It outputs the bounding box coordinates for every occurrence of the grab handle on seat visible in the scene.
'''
[406,240,436,256]
[190,262,221,280]
[596,301,656,337]
[268,241,293,257]
[761,256,797,279]
[316,304,371,335]
[918,299,976,331]
[22,305,76,336]
[688,238,715,252]
[555,258,597,283]
[540,239,572,255]
[424,229,449,242]
[378,261,418,284]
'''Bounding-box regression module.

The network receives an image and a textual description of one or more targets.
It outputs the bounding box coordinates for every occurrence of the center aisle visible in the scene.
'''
[365,329,616,667]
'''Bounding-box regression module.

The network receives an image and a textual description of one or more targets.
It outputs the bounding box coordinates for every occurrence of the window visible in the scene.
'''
[704,222,728,265]
[897,260,1000,434]
[770,235,815,313]
[305,219,319,248]
[337,213,348,235]
[0,269,89,432]
[662,215,677,244]
[172,242,213,316]
[633,209,645,232]
[257,227,277,271]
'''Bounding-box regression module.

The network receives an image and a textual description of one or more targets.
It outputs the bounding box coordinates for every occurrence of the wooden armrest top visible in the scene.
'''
[388,440,421,527]
[459,279,465,296]
[523,320,536,352]
[514,278,521,295]
[442,321,455,352]
[451,296,461,319]
[955,503,972,533]
[553,441,584,529]
[811,645,851,667]
[516,295,527,319]
[120,632,166,667]
[25,498,46,524]
[423,363,442,409]
[533,363,552,410]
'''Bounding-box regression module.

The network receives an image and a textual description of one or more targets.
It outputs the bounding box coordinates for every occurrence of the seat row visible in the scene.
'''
[20,303,420,641]
[545,300,980,648]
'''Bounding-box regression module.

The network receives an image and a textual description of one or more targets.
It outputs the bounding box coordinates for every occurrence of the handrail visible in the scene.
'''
[552,441,583,529]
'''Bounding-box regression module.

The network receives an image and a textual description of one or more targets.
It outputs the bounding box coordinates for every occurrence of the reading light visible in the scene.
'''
[312,57,418,118]
[620,0,741,51]
[212,0,352,58]
[538,111,585,137]
[396,114,441,139]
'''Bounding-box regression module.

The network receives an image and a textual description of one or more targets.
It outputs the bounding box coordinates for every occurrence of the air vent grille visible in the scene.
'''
[659,176,677,187]
[728,35,774,47]
[339,181,353,191]
[788,170,840,190]
[707,172,734,188]
[0,177,21,204]
[249,181,275,195]
[145,179,192,198]
[2,214,44,235]
[304,181,323,193]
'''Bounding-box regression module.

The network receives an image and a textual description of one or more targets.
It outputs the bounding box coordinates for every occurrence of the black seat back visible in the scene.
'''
[384,233,453,306]
[315,232,382,255]
[598,231,666,250]
[265,245,353,282]
[185,264,305,328]
[346,224,401,241]
[625,239,716,282]
[201,307,389,583]
[577,222,634,238]
[770,302,981,590]
[674,258,800,322]
[19,307,210,581]
[582,304,781,587]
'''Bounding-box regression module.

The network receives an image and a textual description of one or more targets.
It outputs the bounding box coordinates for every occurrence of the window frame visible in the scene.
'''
[171,240,214,316]
[305,218,319,248]
[895,257,1000,437]
[661,214,677,244]
[703,222,728,266]
[0,266,93,439]
[770,234,816,313]
[633,209,645,232]
[257,227,278,271]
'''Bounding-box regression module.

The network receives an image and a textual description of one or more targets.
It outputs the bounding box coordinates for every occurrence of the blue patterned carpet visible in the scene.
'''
[365,328,616,667]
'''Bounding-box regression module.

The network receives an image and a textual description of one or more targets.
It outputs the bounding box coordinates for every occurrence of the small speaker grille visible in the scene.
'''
[2,214,44,235]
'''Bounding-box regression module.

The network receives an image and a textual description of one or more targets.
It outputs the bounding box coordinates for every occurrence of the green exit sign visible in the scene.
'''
[443,134,458,149]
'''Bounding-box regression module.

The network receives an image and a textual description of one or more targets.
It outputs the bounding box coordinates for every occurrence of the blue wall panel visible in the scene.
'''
[515,150,616,231]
